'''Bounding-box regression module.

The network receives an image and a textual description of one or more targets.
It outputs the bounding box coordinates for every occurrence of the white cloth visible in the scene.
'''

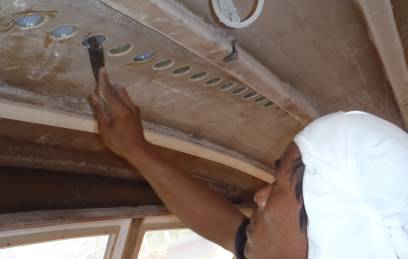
[294,111,408,259]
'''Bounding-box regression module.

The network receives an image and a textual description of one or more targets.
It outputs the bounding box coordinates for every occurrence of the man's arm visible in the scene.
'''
[89,68,246,252]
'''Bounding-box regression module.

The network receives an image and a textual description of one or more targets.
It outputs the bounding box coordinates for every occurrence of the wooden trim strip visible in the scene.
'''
[355,0,408,129]
[0,207,170,231]
[121,219,143,259]
[0,218,132,259]
[0,99,275,183]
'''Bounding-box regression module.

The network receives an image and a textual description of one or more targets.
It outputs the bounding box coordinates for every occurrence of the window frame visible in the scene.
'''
[0,218,132,259]
[132,215,186,259]
[0,207,251,259]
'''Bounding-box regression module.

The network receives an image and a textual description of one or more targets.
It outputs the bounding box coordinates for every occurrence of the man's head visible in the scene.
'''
[245,142,308,259]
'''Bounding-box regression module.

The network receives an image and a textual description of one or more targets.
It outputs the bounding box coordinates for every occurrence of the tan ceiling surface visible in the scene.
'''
[0,0,406,198]
[177,0,402,125]
[0,0,304,169]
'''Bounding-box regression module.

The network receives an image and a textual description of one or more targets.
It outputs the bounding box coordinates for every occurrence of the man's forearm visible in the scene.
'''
[89,70,244,252]
[125,143,246,252]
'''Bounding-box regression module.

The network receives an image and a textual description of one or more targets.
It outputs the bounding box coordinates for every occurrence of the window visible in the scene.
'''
[0,212,246,259]
[0,219,131,259]
[0,235,109,259]
[138,229,233,259]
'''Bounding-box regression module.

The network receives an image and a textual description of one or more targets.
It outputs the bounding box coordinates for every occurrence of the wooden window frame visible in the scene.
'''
[0,218,131,259]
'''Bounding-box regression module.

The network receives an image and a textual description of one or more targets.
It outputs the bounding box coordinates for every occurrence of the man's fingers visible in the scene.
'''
[98,68,125,114]
[117,87,141,117]
[89,95,111,126]
[98,67,109,87]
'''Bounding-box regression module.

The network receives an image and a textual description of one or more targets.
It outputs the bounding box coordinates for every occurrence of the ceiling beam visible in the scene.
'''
[0,168,162,214]
[355,0,408,129]
[0,206,254,231]
[98,0,319,124]
[0,99,275,183]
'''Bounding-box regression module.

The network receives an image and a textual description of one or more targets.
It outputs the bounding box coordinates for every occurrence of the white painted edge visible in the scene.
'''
[0,99,274,183]
[111,219,132,259]
[355,0,408,128]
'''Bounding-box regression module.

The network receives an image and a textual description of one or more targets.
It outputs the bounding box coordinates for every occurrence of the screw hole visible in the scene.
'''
[205,77,223,86]
[153,59,175,70]
[232,87,248,96]
[190,72,208,81]
[173,66,192,76]
[255,96,266,103]
[219,82,237,91]
[243,92,258,100]
[264,101,274,108]
[108,43,132,56]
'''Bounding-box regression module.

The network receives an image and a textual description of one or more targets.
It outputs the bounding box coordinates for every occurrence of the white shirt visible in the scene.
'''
[294,111,408,259]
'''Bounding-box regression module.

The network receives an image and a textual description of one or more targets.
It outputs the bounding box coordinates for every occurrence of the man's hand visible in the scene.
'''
[88,68,244,252]
[89,68,149,159]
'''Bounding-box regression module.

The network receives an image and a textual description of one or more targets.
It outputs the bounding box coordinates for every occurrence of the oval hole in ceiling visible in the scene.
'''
[243,92,258,100]
[264,101,274,108]
[255,96,266,103]
[205,77,222,86]
[133,50,155,63]
[190,72,208,81]
[82,35,106,47]
[15,14,45,29]
[173,66,192,76]
[232,87,248,96]
[108,43,132,56]
[50,24,78,40]
[219,82,236,91]
[153,59,174,70]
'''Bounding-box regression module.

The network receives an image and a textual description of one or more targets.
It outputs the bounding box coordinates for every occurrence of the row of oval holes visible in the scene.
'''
[128,48,274,108]
[13,13,274,108]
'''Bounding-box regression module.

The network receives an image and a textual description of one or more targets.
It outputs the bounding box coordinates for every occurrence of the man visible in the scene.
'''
[89,69,408,259]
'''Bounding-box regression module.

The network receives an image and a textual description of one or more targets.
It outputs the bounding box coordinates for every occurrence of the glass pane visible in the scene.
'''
[138,229,233,259]
[0,235,109,259]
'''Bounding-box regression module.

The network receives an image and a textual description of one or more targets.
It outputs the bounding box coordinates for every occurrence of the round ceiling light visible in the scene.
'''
[153,59,174,70]
[108,43,132,56]
[50,24,78,40]
[15,14,45,29]
[133,50,155,63]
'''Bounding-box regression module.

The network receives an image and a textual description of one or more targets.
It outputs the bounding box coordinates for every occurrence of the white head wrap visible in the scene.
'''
[294,111,408,259]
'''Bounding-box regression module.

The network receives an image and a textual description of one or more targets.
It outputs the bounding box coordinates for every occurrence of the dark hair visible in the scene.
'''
[275,157,308,232]
[292,157,308,232]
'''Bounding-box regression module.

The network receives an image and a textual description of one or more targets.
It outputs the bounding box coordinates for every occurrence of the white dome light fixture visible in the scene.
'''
[211,0,264,29]
[15,14,46,29]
